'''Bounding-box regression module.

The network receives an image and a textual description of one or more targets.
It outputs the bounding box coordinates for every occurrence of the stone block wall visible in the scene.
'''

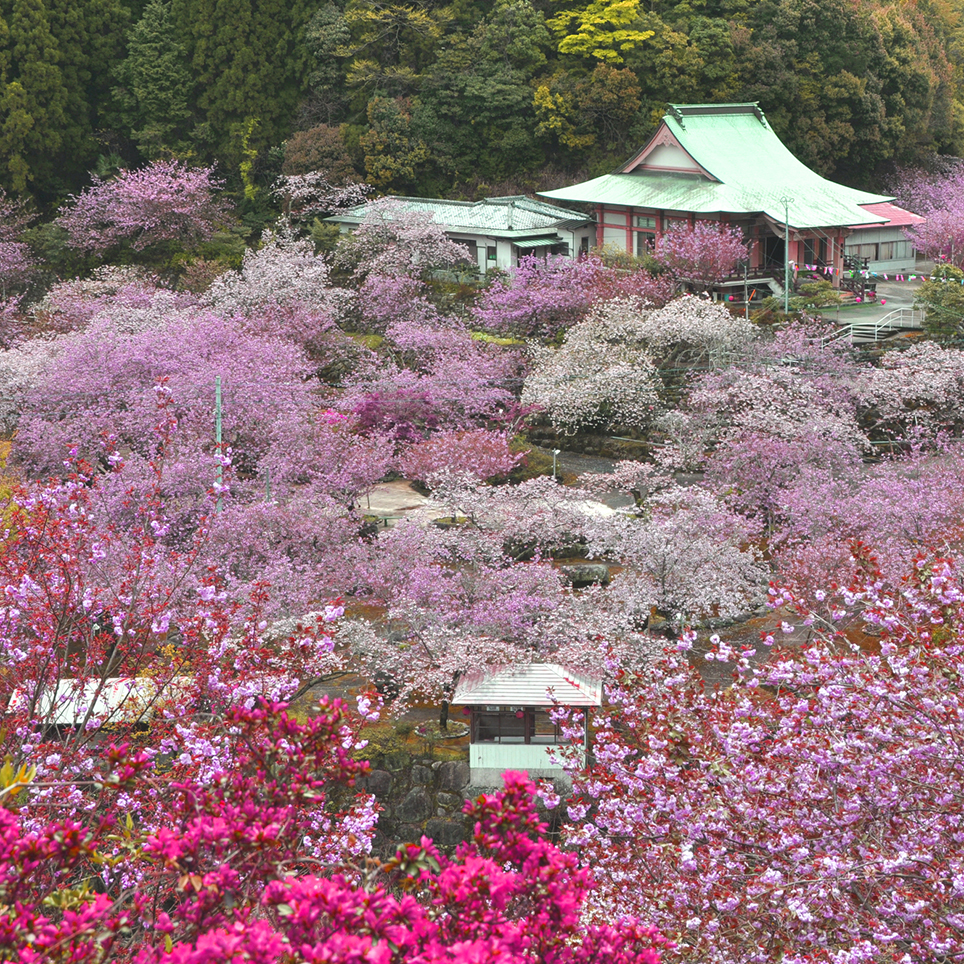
[359,753,474,855]
[355,745,571,856]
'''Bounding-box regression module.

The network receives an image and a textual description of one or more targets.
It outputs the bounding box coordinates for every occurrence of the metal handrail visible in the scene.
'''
[821,307,924,345]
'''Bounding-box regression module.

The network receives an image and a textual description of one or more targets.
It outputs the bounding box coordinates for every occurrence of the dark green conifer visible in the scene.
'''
[114,0,193,158]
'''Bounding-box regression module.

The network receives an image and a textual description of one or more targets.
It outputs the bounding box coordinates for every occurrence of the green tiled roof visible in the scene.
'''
[540,104,892,230]
[513,236,561,248]
[327,195,590,238]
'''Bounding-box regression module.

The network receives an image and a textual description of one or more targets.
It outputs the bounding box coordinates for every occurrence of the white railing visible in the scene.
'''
[823,307,924,345]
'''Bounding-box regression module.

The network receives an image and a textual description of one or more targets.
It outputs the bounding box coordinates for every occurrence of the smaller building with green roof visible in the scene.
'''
[327,195,595,273]
[540,103,919,290]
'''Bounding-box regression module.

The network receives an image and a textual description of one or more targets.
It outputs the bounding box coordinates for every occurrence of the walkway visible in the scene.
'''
[814,266,929,329]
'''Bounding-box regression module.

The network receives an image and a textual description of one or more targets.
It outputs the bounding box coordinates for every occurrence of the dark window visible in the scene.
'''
[763,236,784,269]
[472,707,562,745]
[460,240,478,262]
[635,231,655,257]
[486,245,497,261]
[802,238,827,265]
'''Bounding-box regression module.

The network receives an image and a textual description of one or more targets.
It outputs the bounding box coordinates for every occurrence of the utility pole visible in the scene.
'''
[781,196,794,316]
[215,375,223,513]
[743,259,749,319]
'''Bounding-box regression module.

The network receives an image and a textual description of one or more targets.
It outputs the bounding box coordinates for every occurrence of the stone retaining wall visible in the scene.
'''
[358,747,568,855]
[359,752,474,855]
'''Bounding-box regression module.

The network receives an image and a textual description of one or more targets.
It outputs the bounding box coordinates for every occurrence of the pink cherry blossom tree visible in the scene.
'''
[662,322,869,508]
[396,428,523,484]
[653,221,750,290]
[333,198,471,280]
[0,188,39,300]
[855,340,964,440]
[473,254,608,339]
[27,267,183,336]
[521,296,752,435]
[271,171,373,224]
[559,558,964,964]
[13,311,313,495]
[891,159,964,266]
[56,160,231,256]
[203,226,349,325]
[472,254,676,341]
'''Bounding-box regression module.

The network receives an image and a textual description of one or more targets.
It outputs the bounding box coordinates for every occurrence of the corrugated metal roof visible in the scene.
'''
[454,663,602,707]
[849,201,925,231]
[327,195,590,237]
[9,677,193,725]
[541,103,893,230]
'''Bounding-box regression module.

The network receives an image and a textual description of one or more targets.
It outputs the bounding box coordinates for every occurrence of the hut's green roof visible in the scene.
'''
[541,104,891,230]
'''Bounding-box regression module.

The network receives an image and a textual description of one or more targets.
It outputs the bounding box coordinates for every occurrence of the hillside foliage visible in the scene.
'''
[1,0,963,207]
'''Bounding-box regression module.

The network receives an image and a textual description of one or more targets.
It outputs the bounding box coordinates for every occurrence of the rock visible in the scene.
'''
[438,761,470,791]
[411,765,434,786]
[559,563,611,587]
[425,817,466,847]
[436,791,462,809]
[396,789,433,824]
[366,769,393,797]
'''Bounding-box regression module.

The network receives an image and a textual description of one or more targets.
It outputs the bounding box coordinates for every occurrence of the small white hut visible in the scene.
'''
[453,663,602,785]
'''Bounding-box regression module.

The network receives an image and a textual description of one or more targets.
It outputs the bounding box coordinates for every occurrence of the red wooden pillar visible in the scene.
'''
[595,205,605,248]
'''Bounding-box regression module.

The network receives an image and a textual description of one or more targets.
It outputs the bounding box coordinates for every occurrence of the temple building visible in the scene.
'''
[540,103,922,294]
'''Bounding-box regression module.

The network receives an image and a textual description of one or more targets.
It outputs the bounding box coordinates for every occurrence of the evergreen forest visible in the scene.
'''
[3,0,964,213]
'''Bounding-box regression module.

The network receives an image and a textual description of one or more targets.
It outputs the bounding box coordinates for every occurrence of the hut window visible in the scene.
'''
[473,707,562,745]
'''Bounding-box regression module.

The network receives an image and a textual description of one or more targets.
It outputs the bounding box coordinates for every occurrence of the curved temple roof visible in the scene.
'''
[541,103,892,231]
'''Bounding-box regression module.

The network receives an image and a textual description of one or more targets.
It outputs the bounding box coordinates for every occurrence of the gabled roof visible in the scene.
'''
[541,103,895,231]
[327,195,591,239]
[453,663,603,707]
[849,201,925,231]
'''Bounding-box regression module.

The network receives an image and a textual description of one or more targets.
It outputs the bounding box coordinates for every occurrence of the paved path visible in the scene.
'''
[361,480,447,527]
[814,265,930,329]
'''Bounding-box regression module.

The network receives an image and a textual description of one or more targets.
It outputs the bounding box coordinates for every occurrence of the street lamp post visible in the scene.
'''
[781,195,793,316]
[743,259,749,319]
[215,375,223,514]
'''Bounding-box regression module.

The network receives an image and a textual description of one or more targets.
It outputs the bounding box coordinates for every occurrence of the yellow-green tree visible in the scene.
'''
[359,96,429,190]
[547,0,653,64]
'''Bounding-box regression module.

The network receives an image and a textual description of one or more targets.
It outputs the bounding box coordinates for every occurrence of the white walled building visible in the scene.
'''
[326,195,595,273]
[843,201,924,274]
